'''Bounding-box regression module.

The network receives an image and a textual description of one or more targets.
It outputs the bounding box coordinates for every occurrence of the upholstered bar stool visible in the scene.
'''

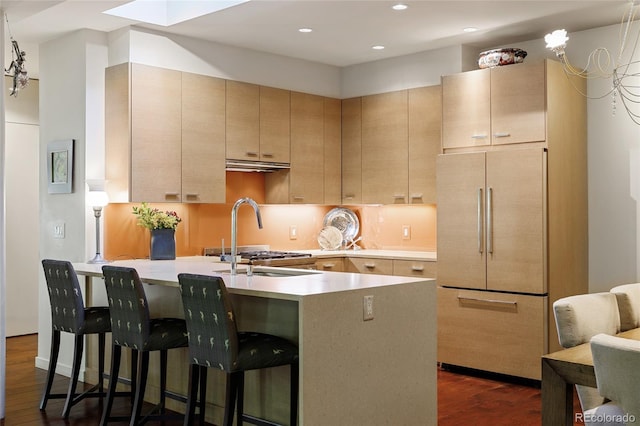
[178,273,299,426]
[40,259,111,418]
[553,292,621,419]
[100,265,189,425]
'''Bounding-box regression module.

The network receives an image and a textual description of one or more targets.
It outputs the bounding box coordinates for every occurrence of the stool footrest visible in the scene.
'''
[242,413,284,426]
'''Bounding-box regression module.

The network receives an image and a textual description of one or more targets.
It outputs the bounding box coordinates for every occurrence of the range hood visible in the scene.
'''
[225,159,290,172]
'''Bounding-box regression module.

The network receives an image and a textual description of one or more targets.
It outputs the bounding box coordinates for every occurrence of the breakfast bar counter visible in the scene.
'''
[73,257,437,426]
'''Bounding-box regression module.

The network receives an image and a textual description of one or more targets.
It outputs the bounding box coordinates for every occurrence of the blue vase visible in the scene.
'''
[150,229,176,260]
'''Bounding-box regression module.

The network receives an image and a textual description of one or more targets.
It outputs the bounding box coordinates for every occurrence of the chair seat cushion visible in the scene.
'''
[234,332,298,372]
[144,318,189,352]
[82,307,111,334]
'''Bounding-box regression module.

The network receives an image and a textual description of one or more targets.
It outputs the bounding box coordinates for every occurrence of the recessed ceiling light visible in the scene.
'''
[392,4,408,10]
[463,27,478,33]
[299,28,313,33]
[372,45,385,50]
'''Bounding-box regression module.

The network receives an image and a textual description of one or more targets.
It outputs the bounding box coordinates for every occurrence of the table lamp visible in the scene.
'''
[87,190,110,264]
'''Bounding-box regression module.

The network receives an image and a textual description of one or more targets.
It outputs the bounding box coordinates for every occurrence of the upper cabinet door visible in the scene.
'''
[226,80,260,161]
[442,62,547,149]
[491,61,546,145]
[442,68,491,149]
[259,86,290,163]
[362,90,409,204]
[408,86,441,204]
[289,91,324,204]
[181,72,226,203]
[323,97,342,205]
[130,64,182,202]
[341,97,362,204]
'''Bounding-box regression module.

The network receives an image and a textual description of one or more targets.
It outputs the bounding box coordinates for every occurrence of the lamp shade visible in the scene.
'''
[87,190,109,208]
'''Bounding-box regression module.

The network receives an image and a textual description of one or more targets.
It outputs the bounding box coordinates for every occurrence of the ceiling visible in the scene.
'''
[0,0,632,67]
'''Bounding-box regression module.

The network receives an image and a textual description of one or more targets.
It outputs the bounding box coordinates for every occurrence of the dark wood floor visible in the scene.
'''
[1,334,582,425]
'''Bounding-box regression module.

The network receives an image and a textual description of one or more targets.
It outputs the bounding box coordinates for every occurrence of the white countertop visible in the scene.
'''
[73,257,434,302]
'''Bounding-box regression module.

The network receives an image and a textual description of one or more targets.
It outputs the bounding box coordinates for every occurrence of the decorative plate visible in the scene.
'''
[317,226,343,250]
[323,207,360,242]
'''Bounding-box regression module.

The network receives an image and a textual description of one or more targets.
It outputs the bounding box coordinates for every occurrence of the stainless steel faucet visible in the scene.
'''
[230,197,263,275]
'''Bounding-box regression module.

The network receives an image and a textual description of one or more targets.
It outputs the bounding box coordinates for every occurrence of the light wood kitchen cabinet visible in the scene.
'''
[343,85,440,205]
[346,257,394,275]
[265,92,341,204]
[106,63,225,203]
[442,61,545,149]
[362,90,408,204]
[392,259,436,278]
[324,97,342,205]
[181,72,226,203]
[438,287,546,380]
[226,83,290,164]
[341,97,362,204]
[315,257,344,272]
[225,80,259,161]
[437,148,546,294]
[408,86,441,204]
[436,59,588,380]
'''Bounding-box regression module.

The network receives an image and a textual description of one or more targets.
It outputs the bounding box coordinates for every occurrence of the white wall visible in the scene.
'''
[37,29,109,375]
[5,76,39,337]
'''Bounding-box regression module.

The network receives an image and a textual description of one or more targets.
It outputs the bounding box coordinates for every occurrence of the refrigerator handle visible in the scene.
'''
[487,187,493,254]
[477,188,483,253]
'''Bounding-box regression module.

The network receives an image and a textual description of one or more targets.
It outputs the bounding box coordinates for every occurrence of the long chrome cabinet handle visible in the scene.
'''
[477,188,483,253]
[457,296,517,307]
[487,187,493,254]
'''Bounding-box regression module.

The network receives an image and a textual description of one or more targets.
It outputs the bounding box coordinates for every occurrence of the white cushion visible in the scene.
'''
[610,283,640,332]
[582,402,627,425]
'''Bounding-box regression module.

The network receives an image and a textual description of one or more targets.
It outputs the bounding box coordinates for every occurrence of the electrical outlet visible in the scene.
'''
[402,225,411,240]
[53,222,65,239]
[363,295,374,321]
[289,225,298,240]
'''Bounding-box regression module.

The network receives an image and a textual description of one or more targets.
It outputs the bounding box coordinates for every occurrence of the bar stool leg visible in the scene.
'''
[130,351,149,426]
[39,330,61,410]
[62,334,84,418]
[97,332,106,392]
[100,345,122,426]
[184,364,199,425]
[159,349,168,414]
[198,367,207,426]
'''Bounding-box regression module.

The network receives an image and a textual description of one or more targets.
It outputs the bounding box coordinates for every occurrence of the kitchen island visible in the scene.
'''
[73,257,437,426]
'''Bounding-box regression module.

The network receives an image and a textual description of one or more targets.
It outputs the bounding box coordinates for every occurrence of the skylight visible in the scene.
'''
[103,0,250,27]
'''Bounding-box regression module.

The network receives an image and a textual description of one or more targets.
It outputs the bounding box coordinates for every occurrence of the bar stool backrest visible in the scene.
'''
[178,273,240,372]
[42,259,86,334]
[102,265,151,350]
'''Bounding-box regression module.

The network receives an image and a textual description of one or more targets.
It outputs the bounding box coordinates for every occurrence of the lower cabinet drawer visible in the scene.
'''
[393,260,436,278]
[315,257,344,272]
[437,287,547,380]
[346,257,393,275]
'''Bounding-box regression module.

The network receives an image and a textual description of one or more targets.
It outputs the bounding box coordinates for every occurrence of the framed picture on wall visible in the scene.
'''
[47,139,74,194]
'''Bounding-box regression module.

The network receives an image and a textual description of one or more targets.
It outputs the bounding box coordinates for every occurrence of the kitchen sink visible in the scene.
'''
[218,267,321,277]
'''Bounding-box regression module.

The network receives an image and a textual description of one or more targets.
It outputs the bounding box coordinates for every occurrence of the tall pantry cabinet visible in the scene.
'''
[436,59,588,380]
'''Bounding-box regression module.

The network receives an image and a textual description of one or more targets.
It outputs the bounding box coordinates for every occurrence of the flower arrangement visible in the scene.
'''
[132,202,182,230]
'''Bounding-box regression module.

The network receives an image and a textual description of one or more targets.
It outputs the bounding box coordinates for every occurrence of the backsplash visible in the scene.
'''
[103,174,437,260]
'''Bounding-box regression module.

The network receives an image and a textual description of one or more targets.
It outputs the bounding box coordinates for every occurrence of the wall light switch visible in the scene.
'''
[402,225,411,240]
[53,222,65,239]
[289,225,298,240]
[363,295,374,321]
